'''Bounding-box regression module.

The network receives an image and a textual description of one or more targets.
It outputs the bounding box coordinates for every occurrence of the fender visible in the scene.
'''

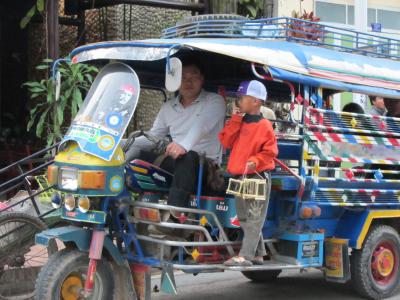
[335,210,400,249]
[35,225,125,265]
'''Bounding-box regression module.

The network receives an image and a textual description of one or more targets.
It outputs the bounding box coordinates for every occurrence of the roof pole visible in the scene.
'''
[46,0,59,59]
[354,0,367,32]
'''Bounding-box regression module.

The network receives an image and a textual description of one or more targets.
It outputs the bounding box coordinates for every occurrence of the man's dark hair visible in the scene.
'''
[180,55,205,75]
[370,95,382,105]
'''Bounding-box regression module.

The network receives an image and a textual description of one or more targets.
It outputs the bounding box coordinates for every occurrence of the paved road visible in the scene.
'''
[151,269,398,300]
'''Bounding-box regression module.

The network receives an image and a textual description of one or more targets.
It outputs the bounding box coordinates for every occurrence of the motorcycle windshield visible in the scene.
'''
[62,63,140,161]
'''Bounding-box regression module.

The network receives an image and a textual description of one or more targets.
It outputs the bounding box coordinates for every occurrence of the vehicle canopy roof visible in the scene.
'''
[70,38,400,99]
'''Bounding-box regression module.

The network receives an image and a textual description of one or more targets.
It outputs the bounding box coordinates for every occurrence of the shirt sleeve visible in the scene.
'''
[148,102,170,138]
[248,121,278,167]
[179,94,226,151]
[218,114,243,149]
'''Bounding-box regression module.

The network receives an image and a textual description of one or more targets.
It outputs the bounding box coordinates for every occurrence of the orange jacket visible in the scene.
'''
[219,114,278,175]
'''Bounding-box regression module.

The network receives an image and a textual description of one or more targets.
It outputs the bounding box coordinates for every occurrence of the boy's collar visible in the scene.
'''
[243,113,263,123]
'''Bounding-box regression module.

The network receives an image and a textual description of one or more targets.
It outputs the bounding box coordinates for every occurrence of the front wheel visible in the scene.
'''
[241,270,281,283]
[35,249,115,300]
[351,225,400,299]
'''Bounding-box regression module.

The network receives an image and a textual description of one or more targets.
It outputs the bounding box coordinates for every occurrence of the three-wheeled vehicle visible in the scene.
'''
[34,16,400,300]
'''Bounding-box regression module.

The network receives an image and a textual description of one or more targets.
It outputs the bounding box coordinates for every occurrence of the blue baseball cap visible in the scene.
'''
[237,80,267,101]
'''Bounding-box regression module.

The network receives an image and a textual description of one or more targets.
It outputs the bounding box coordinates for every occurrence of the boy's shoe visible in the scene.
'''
[251,256,264,265]
[224,256,253,266]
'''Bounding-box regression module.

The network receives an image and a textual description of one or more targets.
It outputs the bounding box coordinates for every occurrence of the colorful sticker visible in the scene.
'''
[98,135,115,151]
[68,125,100,143]
[105,112,123,129]
[110,175,123,193]
[119,84,135,104]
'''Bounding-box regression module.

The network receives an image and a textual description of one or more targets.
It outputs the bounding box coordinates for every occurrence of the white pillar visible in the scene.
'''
[354,0,368,32]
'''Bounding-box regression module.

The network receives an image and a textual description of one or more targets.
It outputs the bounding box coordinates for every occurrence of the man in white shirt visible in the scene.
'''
[126,57,226,206]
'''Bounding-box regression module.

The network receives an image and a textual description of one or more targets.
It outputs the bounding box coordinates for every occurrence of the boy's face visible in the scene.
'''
[238,95,261,113]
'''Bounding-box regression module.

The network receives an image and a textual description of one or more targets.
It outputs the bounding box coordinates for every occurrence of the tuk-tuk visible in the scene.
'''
[34,16,400,300]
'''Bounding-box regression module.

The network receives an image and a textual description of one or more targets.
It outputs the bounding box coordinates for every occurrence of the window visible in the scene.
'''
[368,8,400,30]
[315,1,354,25]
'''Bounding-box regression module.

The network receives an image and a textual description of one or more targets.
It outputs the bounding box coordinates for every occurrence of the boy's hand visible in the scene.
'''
[246,161,256,171]
[232,102,243,116]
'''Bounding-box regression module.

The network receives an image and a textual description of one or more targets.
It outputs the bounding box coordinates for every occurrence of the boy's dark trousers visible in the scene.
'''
[235,172,271,259]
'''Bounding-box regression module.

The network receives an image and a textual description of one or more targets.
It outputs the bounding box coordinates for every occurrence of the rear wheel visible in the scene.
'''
[35,249,114,300]
[0,212,57,300]
[351,225,400,299]
[241,270,281,283]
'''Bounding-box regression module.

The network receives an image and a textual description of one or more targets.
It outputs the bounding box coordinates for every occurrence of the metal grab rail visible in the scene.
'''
[274,158,305,199]
[133,201,235,256]
[162,17,400,60]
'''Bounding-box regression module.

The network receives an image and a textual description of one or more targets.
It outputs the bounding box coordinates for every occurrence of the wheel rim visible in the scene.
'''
[61,275,83,300]
[371,241,399,285]
[59,266,105,300]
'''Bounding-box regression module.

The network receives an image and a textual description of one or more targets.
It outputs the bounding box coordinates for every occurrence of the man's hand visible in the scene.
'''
[166,142,187,159]
[246,161,257,171]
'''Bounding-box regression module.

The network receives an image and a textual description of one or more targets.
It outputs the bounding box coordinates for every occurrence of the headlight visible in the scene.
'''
[64,194,76,211]
[50,191,62,209]
[60,168,78,191]
[78,196,90,213]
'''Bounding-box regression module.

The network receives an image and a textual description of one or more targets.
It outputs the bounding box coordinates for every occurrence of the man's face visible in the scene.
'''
[180,65,204,100]
[373,96,386,110]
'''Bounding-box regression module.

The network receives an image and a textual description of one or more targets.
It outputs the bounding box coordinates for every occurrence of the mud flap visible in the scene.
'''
[160,263,177,295]
[130,263,152,300]
[324,238,351,283]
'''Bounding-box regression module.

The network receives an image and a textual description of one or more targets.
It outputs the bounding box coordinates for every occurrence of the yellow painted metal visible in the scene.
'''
[55,142,124,167]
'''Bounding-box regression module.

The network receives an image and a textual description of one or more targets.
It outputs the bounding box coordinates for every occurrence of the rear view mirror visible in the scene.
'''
[165,57,182,92]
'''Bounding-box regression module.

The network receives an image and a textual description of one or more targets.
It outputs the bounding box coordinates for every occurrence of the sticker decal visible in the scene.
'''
[98,135,115,151]
[110,175,123,193]
[105,112,123,129]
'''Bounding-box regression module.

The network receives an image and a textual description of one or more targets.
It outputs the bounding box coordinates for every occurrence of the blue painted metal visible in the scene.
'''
[279,232,324,266]
[334,210,370,248]
[35,226,125,265]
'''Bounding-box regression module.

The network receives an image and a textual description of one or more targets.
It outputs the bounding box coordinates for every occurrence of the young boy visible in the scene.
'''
[219,80,278,266]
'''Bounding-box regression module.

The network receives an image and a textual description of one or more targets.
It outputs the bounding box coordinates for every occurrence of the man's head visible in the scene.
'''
[237,80,267,114]
[371,96,385,110]
[179,57,205,101]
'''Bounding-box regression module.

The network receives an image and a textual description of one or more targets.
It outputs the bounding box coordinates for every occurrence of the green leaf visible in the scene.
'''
[27,118,36,131]
[73,88,83,108]
[23,81,42,88]
[37,0,45,12]
[42,58,54,63]
[36,64,49,70]
[247,6,257,18]
[30,87,46,93]
[56,104,64,126]
[20,5,36,29]
[35,106,51,137]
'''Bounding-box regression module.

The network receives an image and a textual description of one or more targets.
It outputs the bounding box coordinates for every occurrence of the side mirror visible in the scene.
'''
[165,57,182,92]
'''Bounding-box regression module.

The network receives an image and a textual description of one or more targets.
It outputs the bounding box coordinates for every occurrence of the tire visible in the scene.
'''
[35,249,114,300]
[351,225,400,299]
[0,212,57,300]
[241,270,281,283]
[177,14,248,25]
